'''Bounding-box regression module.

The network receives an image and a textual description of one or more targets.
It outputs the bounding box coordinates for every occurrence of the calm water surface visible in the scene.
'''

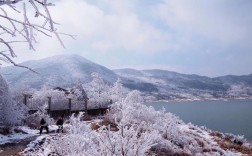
[146,99,252,140]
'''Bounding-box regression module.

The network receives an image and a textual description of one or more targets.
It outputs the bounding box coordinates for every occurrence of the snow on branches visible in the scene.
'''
[0,0,74,68]
[22,89,252,155]
[0,74,27,126]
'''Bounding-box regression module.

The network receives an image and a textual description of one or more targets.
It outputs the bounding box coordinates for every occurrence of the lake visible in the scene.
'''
[146,99,252,140]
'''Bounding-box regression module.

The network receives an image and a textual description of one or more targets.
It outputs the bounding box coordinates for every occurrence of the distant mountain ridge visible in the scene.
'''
[1,55,117,89]
[114,68,252,100]
[1,55,252,100]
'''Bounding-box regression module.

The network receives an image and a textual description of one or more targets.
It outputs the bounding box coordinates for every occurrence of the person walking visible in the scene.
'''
[40,118,49,135]
[56,115,64,133]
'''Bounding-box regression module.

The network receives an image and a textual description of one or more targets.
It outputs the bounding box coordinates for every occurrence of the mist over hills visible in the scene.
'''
[1,55,252,100]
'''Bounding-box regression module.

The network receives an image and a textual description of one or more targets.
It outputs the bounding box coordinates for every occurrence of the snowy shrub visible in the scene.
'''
[51,114,159,156]
[107,90,181,133]
[105,90,205,154]
[52,112,99,155]
[97,122,160,156]
[225,133,246,145]
[233,135,245,144]
[52,133,99,156]
[68,112,90,134]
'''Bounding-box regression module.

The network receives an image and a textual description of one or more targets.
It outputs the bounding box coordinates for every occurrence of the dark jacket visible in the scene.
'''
[40,118,47,126]
[56,118,63,125]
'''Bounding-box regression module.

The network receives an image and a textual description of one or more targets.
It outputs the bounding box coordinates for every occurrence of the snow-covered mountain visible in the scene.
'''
[1,55,252,100]
[0,55,117,89]
[114,68,252,100]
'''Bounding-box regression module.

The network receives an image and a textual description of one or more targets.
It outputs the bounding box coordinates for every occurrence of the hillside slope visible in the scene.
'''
[114,68,252,100]
[1,55,117,89]
[1,55,252,100]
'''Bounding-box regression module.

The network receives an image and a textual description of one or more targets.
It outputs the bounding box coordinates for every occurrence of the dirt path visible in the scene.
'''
[0,136,37,156]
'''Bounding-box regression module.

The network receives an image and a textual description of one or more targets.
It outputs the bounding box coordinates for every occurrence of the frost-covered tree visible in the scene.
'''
[86,72,111,109]
[0,0,70,126]
[0,75,28,126]
[108,78,129,104]
[72,81,89,116]
[105,90,197,154]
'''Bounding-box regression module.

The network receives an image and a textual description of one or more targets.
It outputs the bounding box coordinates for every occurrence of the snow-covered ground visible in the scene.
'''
[1,91,252,156]
[0,125,59,145]
[19,121,251,156]
[1,119,251,156]
[0,133,35,145]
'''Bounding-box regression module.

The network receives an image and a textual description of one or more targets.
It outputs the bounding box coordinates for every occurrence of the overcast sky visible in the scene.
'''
[3,0,252,77]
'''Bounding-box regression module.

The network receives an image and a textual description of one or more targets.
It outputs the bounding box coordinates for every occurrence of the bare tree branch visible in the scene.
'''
[0,0,72,72]
[0,52,38,74]
[0,38,16,57]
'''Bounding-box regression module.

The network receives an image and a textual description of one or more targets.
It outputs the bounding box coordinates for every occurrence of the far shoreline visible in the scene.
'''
[147,96,252,104]
[146,97,252,142]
